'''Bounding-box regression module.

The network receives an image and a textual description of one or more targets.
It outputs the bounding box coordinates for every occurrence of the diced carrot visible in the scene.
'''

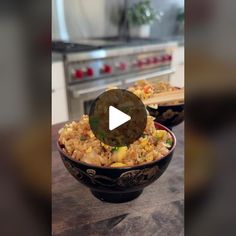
[144,85,151,93]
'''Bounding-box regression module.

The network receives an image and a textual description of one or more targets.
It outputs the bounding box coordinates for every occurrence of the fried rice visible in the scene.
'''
[58,115,173,167]
[128,80,182,105]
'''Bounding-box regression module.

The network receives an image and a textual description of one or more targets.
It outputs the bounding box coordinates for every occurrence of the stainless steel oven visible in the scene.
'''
[67,68,174,119]
[68,79,122,120]
[52,39,177,120]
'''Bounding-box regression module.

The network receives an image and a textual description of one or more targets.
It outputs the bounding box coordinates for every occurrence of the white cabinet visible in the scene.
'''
[52,61,65,90]
[52,62,68,124]
[52,88,68,124]
[170,46,184,88]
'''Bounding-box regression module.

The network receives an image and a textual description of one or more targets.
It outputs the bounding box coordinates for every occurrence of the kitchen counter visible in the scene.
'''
[163,35,184,47]
[52,122,184,236]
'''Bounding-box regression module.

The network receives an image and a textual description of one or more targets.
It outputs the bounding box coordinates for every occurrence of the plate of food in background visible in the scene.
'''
[128,81,184,129]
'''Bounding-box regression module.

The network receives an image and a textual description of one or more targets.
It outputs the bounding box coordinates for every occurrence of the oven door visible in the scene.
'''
[68,80,122,120]
[68,69,174,120]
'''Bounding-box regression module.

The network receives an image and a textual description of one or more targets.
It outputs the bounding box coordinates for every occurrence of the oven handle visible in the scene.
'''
[125,69,175,84]
[70,81,122,98]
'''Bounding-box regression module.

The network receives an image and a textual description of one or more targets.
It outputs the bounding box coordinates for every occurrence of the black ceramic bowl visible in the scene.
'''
[57,122,176,203]
[147,102,184,129]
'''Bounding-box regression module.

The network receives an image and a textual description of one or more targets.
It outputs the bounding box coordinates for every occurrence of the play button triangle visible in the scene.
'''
[109,106,131,131]
[89,89,147,147]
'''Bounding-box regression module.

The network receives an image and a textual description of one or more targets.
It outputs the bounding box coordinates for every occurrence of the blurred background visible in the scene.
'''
[51,0,184,124]
[0,0,51,235]
[185,0,236,235]
[52,0,184,40]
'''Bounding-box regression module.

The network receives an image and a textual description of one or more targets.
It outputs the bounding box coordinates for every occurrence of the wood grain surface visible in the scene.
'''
[52,122,184,236]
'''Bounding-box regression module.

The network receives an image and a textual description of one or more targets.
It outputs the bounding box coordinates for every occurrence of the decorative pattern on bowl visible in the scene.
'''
[57,122,176,202]
[63,158,161,188]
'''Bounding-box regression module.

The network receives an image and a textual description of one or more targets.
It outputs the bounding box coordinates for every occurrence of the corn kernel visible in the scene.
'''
[86,147,92,153]
[116,147,128,162]
[110,162,127,167]
[146,154,154,162]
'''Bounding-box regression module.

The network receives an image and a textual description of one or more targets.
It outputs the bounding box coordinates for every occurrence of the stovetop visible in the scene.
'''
[52,37,166,53]
[51,41,98,53]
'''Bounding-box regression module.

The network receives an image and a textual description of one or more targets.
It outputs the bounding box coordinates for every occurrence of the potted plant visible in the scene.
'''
[176,8,184,35]
[128,0,163,38]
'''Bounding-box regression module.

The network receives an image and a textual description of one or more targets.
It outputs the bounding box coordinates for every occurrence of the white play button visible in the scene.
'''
[109,106,131,131]
[89,89,147,146]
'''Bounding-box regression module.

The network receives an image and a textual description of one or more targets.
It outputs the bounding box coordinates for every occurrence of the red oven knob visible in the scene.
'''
[145,58,152,65]
[167,54,172,61]
[161,54,172,62]
[102,64,112,73]
[137,60,143,67]
[153,57,160,64]
[118,63,126,70]
[74,69,84,79]
[86,67,94,77]
[161,55,168,62]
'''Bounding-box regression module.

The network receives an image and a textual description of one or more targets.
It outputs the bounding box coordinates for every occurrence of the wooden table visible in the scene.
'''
[52,123,184,236]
